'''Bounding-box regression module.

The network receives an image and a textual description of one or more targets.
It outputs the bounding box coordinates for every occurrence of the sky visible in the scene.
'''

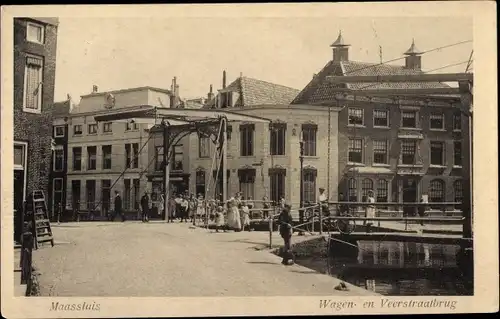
[54,16,473,103]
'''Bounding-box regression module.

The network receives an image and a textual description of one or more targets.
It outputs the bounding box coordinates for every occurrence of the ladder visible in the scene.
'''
[30,191,54,249]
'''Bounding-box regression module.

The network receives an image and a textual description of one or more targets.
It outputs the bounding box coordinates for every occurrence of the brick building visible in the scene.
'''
[63,83,179,220]
[184,72,342,209]
[13,18,59,220]
[291,32,466,210]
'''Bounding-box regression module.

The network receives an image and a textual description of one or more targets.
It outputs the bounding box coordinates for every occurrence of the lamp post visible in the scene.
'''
[298,132,305,236]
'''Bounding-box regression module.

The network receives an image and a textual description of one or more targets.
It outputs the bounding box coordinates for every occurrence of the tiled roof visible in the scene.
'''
[52,100,71,117]
[291,60,450,105]
[203,76,300,109]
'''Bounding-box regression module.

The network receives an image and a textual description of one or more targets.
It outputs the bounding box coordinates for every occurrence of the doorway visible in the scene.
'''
[402,178,418,216]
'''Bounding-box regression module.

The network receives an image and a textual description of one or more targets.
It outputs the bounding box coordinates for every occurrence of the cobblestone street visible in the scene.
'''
[33,222,375,297]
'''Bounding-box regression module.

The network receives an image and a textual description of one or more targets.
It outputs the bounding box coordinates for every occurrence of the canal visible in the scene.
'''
[294,240,473,296]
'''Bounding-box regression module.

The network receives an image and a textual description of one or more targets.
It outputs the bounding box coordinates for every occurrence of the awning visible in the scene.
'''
[93,106,271,124]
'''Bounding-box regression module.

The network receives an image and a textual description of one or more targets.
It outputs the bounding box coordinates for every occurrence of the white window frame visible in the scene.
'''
[429,112,445,131]
[53,146,65,172]
[88,124,98,135]
[373,109,389,128]
[52,177,64,215]
[14,141,28,204]
[348,108,364,126]
[23,54,44,114]
[73,125,83,136]
[401,110,419,129]
[26,21,45,44]
[54,125,65,138]
[429,141,445,166]
[373,139,389,165]
[103,122,113,133]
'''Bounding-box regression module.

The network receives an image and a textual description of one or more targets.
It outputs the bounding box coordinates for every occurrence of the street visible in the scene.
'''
[33,222,376,297]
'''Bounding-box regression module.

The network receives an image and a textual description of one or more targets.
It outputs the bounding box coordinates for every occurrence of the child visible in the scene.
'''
[215,206,225,232]
[241,202,251,232]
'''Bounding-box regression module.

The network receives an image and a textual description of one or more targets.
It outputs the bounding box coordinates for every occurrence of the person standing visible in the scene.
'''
[418,195,428,226]
[227,197,242,231]
[214,206,225,232]
[262,195,270,219]
[278,204,294,265]
[180,195,189,222]
[318,187,329,216]
[365,190,376,227]
[241,201,251,232]
[113,191,125,222]
[140,191,151,222]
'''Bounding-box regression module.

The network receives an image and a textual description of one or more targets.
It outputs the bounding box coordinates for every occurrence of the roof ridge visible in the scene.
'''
[240,76,300,92]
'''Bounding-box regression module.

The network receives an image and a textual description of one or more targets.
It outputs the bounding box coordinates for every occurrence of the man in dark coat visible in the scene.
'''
[278,204,294,265]
[113,191,125,222]
[140,191,151,222]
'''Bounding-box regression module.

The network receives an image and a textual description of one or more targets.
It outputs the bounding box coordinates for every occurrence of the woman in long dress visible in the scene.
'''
[365,190,376,226]
[227,198,242,231]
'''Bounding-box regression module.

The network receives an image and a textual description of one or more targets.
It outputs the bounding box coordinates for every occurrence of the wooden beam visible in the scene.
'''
[326,73,473,84]
[325,87,461,96]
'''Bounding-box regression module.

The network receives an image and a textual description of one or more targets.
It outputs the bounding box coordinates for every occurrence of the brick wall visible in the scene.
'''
[13,18,58,199]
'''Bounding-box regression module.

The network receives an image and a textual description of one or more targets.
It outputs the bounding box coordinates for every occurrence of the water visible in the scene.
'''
[295,241,473,296]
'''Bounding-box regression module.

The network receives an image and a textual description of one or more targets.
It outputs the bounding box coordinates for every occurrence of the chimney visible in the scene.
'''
[92,85,98,93]
[404,39,422,70]
[330,31,350,62]
[240,72,243,78]
[222,70,227,89]
[207,84,214,101]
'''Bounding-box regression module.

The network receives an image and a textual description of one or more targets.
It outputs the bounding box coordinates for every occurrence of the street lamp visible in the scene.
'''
[299,131,305,236]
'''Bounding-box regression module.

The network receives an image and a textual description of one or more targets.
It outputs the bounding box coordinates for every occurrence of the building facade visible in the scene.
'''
[185,73,341,210]
[291,33,466,210]
[64,85,178,219]
[13,18,59,221]
[49,99,71,220]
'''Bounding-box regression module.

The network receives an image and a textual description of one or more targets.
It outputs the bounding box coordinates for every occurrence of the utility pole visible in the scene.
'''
[162,119,170,221]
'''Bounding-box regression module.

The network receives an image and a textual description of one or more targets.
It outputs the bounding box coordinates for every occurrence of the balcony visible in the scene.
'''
[396,163,424,176]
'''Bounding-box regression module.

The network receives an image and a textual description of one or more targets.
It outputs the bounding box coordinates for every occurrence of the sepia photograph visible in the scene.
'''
[1,2,497,317]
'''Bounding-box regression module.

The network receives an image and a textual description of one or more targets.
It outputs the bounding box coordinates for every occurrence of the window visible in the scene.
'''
[269,169,286,204]
[454,180,463,208]
[172,144,183,171]
[429,179,445,205]
[220,92,233,108]
[124,179,131,210]
[71,180,81,210]
[240,124,254,156]
[73,125,83,136]
[199,137,211,158]
[85,180,96,211]
[102,145,112,169]
[53,148,64,172]
[133,179,140,210]
[103,122,113,133]
[226,125,233,154]
[151,182,162,202]
[132,143,139,168]
[125,121,138,131]
[376,179,389,203]
[88,124,97,135]
[303,169,317,204]
[302,124,317,156]
[54,126,65,137]
[195,170,206,197]
[348,108,364,126]
[454,141,462,166]
[430,141,444,165]
[87,146,97,170]
[125,143,139,169]
[401,111,417,128]
[101,179,111,211]
[401,140,416,165]
[373,140,388,164]
[73,147,82,171]
[453,112,462,131]
[23,55,43,112]
[430,113,444,130]
[348,138,363,163]
[270,123,286,156]
[155,146,164,171]
[26,22,45,44]
[14,143,26,169]
[348,178,357,202]
[373,110,389,127]
[52,178,64,216]
[361,178,374,200]
[239,169,256,201]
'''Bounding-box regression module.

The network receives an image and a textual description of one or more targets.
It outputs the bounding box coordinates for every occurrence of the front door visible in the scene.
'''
[402,178,418,216]
[14,170,25,242]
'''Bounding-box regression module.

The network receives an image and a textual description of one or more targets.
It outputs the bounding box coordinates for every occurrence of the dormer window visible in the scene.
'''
[220,92,233,108]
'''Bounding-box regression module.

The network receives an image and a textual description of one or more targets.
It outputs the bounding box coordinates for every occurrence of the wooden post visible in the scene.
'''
[269,208,273,249]
[222,117,228,206]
